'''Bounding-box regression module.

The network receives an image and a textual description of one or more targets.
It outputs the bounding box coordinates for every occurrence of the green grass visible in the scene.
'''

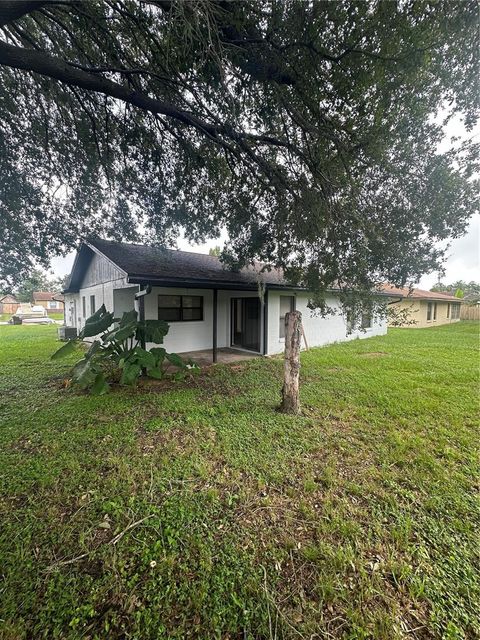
[0,323,478,640]
[47,312,64,320]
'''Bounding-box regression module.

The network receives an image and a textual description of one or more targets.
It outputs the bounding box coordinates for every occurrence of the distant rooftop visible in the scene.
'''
[382,285,462,302]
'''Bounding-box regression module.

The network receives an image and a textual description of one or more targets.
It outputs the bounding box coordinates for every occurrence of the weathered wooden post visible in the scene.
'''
[280,310,302,414]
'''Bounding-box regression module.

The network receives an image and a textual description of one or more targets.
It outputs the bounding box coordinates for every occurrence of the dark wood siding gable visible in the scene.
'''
[80,252,125,288]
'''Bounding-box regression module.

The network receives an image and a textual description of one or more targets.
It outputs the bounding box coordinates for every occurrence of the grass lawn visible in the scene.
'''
[0,323,478,639]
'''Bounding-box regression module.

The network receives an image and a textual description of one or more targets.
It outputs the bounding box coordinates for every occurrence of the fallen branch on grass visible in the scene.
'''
[45,514,155,572]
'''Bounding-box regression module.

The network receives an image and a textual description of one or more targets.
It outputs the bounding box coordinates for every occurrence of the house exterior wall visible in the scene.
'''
[0,296,19,315]
[143,287,385,355]
[63,249,387,353]
[389,299,461,328]
[143,287,263,354]
[266,291,386,355]
[34,299,64,313]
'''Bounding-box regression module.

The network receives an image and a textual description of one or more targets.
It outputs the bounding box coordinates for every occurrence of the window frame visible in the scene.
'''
[90,295,96,316]
[361,311,373,330]
[279,295,295,339]
[157,294,204,323]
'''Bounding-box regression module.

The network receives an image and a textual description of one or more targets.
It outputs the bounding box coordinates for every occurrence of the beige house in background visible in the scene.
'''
[32,291,64,314]
[384,286,462,328]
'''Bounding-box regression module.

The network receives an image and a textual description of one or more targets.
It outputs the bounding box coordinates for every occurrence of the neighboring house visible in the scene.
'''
[32,292,64,314]
[0,294,19,315]
[63,239,388,359]
[384,285,462,328]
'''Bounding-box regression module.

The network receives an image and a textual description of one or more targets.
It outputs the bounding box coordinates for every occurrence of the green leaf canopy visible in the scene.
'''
[0,1,478,303]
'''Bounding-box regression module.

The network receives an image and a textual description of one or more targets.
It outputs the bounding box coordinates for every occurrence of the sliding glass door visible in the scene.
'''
[231,297,261,352]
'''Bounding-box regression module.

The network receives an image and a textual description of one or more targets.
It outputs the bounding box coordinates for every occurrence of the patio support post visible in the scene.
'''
[213,288,218,363]
[262,288,269,355]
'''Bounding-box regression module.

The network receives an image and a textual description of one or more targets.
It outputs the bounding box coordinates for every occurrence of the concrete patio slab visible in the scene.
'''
[177,347,261,367]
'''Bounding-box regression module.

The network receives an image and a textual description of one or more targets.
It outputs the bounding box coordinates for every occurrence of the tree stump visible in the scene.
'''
[280,310,302,414]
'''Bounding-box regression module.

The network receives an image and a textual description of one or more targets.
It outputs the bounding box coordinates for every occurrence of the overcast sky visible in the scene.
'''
[50,115,479,289]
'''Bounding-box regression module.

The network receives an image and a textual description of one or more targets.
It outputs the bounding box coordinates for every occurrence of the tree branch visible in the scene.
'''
[0,38,303,160]
[0,38,222,135]
[0,1,65,27]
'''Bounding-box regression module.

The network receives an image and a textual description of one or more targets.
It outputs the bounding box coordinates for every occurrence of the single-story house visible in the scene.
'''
[384,285,462,327]
[32,291,64,314]
[63,239,389,361]
[0,294,19,315]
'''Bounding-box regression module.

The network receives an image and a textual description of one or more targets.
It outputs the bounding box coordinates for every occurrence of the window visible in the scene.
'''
[451,303,460,319]
[447,303,450,318]
[361,311,372,329]
[279,296,295,338]
[158,295,203,322]
[427,302,433,321]
[433,302,437,320]
[48,300,57,309]
[82,296,86,318]
[90,295,96,315]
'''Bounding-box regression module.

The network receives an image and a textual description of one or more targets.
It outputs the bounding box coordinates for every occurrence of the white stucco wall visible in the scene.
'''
[266,290,387,355]
[142,286,264,354]
[64,277,133,332]
[66,281,387,355]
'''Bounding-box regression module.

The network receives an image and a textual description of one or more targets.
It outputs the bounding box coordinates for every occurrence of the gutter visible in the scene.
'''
[387,296,404,305]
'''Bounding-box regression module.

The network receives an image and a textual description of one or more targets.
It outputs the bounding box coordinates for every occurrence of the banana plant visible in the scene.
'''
[52,305,198,394]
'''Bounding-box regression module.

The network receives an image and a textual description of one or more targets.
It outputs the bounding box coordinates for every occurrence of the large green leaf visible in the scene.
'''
[90,372,110,395]
[85,340,102,359]
[144,319,170,344]
[119,309,138,327]
[80,305,114,339]
[146,367,164,380]
[51,340,77,360]
[166,352,186,369]
[150,347,166,367]
[120,362,141,385]
[71,357,96,389]
[86,304,106,323]
[131,347,156,369]
[107,321,137,343]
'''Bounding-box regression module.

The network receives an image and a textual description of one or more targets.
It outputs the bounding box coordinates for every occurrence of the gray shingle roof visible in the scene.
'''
[88,238,289,288]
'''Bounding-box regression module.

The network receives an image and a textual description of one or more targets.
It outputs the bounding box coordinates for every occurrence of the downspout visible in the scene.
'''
[135,284,152,350]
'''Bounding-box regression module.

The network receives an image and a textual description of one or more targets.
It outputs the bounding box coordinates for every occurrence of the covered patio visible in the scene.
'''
[177,347,261,367]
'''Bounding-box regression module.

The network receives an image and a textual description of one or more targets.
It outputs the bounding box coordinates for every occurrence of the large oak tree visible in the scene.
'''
[0,0,478,307]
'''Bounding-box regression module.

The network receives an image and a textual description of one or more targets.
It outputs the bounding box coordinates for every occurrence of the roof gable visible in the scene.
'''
[64,243,127,292]
[76,238,289,289]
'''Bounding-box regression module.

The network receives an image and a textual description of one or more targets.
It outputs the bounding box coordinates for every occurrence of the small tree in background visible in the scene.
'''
[15,269,52,302]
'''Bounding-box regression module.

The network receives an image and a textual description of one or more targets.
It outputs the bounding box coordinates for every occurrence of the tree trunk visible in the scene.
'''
[280,310,302,414]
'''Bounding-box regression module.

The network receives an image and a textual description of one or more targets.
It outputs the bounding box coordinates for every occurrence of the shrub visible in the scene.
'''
[52,305,198,394]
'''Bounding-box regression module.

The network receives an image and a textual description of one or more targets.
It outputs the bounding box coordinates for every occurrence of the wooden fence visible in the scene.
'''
[460,305,480,321]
